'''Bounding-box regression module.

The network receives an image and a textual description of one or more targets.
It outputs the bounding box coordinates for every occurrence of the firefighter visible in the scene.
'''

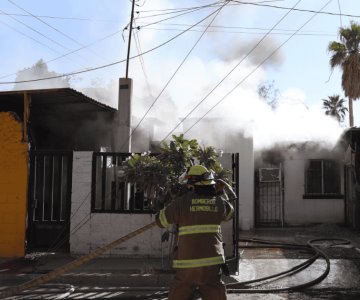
[156,165,234,300]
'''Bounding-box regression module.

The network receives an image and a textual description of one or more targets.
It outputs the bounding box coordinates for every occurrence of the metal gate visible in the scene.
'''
[227,153,240,274]
[344,165,360,230]
[27,151,73,251]
[255,166,283,227]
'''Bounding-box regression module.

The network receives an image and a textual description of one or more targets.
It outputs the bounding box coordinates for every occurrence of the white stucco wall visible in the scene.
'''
[223,134,255,230]
[70,151,169,257]
[283,156,344,225]
[70,151,236,258]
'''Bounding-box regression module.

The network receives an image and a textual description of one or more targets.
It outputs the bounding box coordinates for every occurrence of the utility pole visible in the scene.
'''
[118,0,135,153]
[125,0,136,78]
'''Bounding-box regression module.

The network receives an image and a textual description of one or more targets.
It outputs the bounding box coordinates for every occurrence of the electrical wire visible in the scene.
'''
[0,18,61,55]
[0,9,71,51]
[0,4,233,85]
[141,26,336,37]
[0,28,122,80]
[138,22,333,34]
[137,2,222,29]
[231,0,360,18]
[160,0,304,142]
[118,1,229,151]
[8,0,110,63]
[0,11,120,22]
[181,0,333,137]
[133,20,153,97]
[337,0,343,27]
[135,1,223,20]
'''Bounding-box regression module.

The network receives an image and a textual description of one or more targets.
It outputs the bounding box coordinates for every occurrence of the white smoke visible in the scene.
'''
[4,0,345,152]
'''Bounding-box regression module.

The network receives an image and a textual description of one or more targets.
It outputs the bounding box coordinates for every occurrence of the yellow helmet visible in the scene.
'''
[187,165,215,185]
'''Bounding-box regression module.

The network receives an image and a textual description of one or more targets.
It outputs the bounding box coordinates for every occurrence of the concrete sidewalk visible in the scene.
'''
[0,254,174,287]
[1,224,360,299]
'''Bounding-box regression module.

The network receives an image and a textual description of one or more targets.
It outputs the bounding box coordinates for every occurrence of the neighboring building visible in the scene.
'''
[0,87,127,257]
[0,112,27,257]
[254,143,345,227]
[338,128,360,230]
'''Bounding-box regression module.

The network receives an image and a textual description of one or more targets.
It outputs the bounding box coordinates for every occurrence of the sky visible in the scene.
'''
[0,0,360,150]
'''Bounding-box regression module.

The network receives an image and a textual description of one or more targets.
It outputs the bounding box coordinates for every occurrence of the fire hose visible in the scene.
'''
[0,179,237,299]
[0,222,350,298]
[0,178,348,299]
[0,222,157,299]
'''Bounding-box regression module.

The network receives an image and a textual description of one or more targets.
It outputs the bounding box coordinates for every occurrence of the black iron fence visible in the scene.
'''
[91,152,153,213]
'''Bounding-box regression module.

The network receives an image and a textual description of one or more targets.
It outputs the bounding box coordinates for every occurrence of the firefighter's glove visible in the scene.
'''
[161,230,170,242]
[221,263,230,276]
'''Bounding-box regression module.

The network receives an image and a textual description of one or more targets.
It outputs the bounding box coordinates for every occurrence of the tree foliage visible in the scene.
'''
[257,80,280,109]
[322,94,348,123]
[328,21,360,127]
[119,134,231,210]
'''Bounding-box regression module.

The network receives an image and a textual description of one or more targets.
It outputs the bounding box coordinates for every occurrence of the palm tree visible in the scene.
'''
[328,21,360,127]
[322,94,348,122]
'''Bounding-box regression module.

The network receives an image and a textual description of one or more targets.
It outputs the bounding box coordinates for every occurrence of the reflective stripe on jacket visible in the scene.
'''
[156,191,234,269]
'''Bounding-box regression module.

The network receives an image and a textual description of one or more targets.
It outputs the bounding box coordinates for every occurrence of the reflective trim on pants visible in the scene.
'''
[173,255,224,268]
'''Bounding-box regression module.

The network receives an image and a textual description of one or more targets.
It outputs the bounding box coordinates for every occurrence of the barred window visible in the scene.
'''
[91,153,152,213]
[304,159,341,197]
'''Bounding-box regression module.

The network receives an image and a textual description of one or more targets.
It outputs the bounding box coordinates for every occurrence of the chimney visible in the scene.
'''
[117,77,133,152]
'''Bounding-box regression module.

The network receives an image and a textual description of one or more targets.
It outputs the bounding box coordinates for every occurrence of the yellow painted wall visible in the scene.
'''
[0,112,28,257]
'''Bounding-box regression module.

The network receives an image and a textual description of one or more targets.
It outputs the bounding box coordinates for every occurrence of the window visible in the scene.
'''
[91,153,153,213]
[304,159,342,198]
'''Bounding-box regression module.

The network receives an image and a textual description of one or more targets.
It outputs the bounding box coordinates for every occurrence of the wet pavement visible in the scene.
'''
[0,224,360,299]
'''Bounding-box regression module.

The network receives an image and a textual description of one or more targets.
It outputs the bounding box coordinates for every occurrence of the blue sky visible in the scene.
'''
[0,0,359,148]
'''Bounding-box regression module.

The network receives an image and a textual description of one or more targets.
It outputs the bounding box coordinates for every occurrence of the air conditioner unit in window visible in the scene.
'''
[259,168,281,182]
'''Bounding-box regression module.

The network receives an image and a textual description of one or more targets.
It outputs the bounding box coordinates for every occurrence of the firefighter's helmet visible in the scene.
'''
[187,165,215,185]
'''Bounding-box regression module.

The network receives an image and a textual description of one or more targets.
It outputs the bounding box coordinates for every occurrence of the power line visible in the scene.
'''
[182,0,334,138]
[119,1,229,150]
[337,0,343,27]
[137,2,222,29]
[0,18,61,55]
[138,22,335,34]
[161,0,305,142]
[8,0,109,63]
[133,20,153,97]
[0,2,222,23]
[135,0,284,14]
[141,26,336,37]
[0,8,228,85]
[135,1,223,19]
[0,1,229,84]
[231,0,359,18]
[0,11,120,22]
[0,0,356,24]
[0,29,122,80]
[0,9,71,51]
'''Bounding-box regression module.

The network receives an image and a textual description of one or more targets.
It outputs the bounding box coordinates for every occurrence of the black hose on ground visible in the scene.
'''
[226,238,350,293]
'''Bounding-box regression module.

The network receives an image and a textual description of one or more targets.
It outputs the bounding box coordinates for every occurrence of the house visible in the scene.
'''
[2,82,355,263]
[0,85,253,264]
[0,84,130,257]
[254,142,345,227]
[337,127,360,230]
